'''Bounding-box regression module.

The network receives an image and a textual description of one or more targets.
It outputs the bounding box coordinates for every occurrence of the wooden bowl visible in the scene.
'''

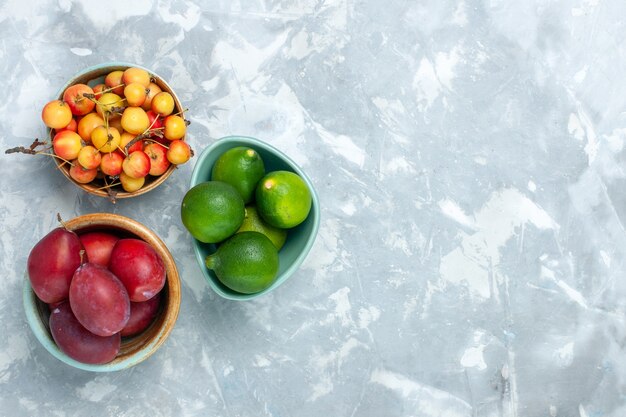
[51,62,184,201]
[23,213,181,371]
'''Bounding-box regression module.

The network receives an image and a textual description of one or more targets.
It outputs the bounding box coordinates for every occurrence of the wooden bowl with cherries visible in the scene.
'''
[36,62,192,202]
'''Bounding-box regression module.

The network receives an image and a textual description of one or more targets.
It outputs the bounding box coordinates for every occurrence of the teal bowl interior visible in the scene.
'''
[23,276,165,372]
[189,136,320,300]
[22,278,124,372]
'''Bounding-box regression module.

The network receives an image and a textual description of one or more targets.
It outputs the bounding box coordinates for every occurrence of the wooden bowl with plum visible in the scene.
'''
[23,213,181,371]
[41,62,192,202]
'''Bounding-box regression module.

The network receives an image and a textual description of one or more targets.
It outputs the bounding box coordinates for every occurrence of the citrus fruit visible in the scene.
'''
[205,231,279,294]
[236,205,287,250]
[211,147,265,203]
[181,181,245,243]
[255,171,312,228]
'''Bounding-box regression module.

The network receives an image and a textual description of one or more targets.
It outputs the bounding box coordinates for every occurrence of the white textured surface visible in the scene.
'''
[1,0,626,416]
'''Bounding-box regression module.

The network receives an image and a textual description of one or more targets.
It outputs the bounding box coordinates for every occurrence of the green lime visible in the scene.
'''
[181,181,245,243]
[255,171,312,229]
[211,147,265,203]
[236,205,288,250]
[205,231,279,294]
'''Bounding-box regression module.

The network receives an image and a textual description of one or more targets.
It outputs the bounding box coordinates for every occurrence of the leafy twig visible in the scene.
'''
[106,187,118,204]
[5,138,48,155]
[124,129,164,154]
[110,106,126,114]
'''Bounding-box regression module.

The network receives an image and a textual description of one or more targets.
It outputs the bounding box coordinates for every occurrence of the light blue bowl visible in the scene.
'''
[189,136,320,300]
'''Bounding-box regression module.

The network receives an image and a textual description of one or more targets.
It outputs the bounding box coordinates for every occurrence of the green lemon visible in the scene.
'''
[205,231,279,294]
[236,205,288,250]
[181,181,245,243]
[255,171,312,229]
[211,147,265,203]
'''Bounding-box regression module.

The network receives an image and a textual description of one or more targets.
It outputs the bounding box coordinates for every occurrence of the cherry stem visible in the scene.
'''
[56,213,68,230]
[33,151,74,166]
[94,181,121,191]
[144,138,169,149]
[117,144,128,157]
[123,116,165,153]
[107,189,118,204]
[82,95,126,114]
[101,84,124,94]
[146,112,161,131]
[84,84,125,99]
[98,177,119,204]
[172,107,189,118]
[82,95,100,106]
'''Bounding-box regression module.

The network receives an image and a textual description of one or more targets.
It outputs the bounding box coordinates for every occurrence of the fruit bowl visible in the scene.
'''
[189,136,320,301]
[23,213,181,371]
[49,62,187,201]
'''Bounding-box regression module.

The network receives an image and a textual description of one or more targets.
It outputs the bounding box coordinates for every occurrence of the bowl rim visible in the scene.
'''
[51,61,184,201]
[189,135,321,301]
[23,213,181,371]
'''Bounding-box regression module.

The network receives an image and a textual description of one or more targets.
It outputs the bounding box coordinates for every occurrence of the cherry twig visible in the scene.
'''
[5,139,48,155]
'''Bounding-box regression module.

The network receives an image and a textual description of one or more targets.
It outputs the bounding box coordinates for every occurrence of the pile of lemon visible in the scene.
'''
[180,147,311,294]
